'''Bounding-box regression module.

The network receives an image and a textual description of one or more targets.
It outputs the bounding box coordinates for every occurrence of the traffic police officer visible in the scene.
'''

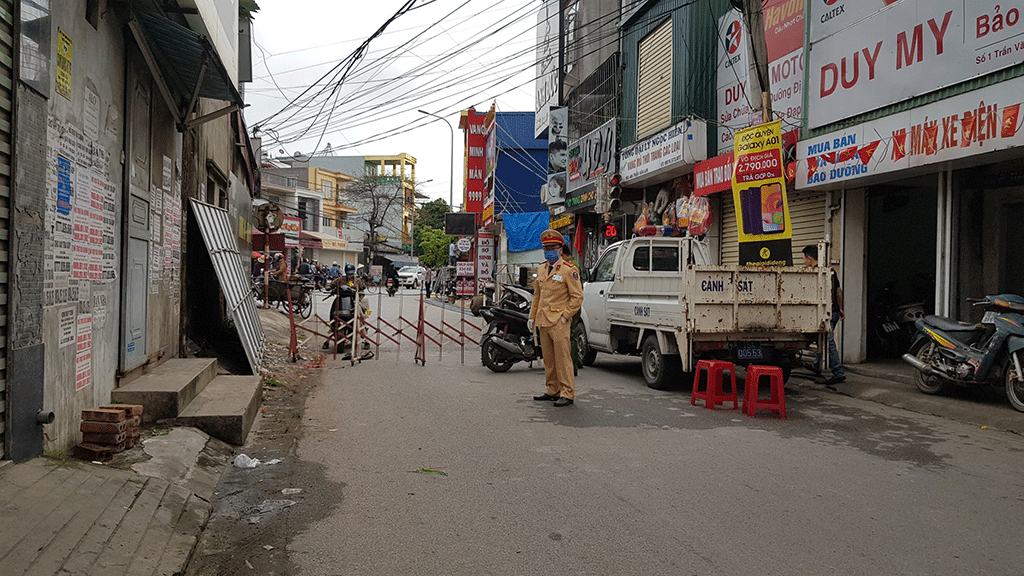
[529,229,584,406]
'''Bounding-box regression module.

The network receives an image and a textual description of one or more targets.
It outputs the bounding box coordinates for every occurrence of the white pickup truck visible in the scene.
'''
[578,236,831,389]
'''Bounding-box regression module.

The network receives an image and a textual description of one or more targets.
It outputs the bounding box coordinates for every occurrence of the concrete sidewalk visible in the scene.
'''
[0,425,234,575]
[789,358,1024,434]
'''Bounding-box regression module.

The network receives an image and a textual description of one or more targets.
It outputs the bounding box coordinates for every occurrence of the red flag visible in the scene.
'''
[837,146,858,163]
[892,132,907,161]
[923,123,939,155]
[573,217,584,257]
[857,141,880,166]
[806,157,819,180]
[961,112,976,147]
[1002,104,1020,138]
[820,151,836,165]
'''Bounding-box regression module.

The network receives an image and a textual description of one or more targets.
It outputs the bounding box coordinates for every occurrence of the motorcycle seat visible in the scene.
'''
[496,307,531,321]
[923,315,985,333]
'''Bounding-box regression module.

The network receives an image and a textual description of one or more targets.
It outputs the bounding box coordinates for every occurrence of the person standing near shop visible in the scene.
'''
[529,229,584,407]
[803,245,845,386]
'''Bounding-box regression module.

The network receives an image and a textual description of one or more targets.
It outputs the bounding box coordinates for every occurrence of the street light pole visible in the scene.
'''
[418,110,455,212]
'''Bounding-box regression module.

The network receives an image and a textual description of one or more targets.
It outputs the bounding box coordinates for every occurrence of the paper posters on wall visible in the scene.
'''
[75,313,92,391]
[56,29,72,101]
[84,85,100,142]
[59,307,76,348]
[73,169,91,280]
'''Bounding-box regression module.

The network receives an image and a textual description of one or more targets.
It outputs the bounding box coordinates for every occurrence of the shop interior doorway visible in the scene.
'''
[866,183,936,359]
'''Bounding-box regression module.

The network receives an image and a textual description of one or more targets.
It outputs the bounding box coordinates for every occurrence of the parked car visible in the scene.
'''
[398,266,425,288]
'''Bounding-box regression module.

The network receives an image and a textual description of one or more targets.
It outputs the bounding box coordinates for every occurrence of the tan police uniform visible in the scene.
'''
[530,255,584,400]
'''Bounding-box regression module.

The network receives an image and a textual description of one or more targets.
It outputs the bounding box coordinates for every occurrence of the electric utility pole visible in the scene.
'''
[741,0,772,123]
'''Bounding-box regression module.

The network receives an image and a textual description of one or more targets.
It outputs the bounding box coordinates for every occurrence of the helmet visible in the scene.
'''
[332,261,338,266]
[344,263,355,275]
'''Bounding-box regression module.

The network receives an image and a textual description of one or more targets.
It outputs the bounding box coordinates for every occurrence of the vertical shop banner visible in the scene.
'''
[731,120,792,266]
[464,111,486,213]
[482,106,497,226]
[476,231,494,286]
[544,107,568,205]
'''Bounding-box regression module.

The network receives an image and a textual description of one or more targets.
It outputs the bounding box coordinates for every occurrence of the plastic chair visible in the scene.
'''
[691,360,739,410]
[743,365,786,419]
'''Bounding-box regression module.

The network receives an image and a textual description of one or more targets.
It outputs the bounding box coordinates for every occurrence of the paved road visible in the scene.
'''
[229,291,1024,575]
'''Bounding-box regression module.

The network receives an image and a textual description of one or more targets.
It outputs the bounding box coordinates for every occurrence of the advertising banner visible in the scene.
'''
[797,76,1024,189]
[544,107,568,205]
[808,0,1024,128]
[731,121,792,266]
[482,106,497,226]
[464,110,487,214]
[619,119,708,187]
[280,215,301,248]
[716,0,806,154]
[566,118,616,212]
[477,231,494,285]
[694,152,735,196]
[534,0,559,139]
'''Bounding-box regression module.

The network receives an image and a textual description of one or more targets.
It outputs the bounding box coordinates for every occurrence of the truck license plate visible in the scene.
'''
[737,343,763,360]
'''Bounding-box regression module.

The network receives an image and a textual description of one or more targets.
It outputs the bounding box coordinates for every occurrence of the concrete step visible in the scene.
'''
[112,359,218,423]
[176,375,262,446]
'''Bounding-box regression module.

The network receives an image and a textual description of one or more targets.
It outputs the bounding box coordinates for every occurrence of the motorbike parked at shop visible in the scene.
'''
[870,283,926,358]
[480,285,539,372]
[902,294,1024,411]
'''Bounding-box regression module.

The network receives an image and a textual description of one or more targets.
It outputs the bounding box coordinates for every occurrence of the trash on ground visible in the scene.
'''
[281,488,302,495]
[408,467,448,476]
[234,454,283,468]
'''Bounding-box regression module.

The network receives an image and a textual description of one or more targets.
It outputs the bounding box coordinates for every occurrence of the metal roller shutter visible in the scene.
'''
[636,18,672,139]
[0,0,12,458]
[719,189,827,266]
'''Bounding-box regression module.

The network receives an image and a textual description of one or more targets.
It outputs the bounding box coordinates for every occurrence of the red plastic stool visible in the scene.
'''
[743,365,786,419]
[691,360,739,410]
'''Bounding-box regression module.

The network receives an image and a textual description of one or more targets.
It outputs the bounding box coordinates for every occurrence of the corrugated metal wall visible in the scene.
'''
[720,189,826,265]
[0,0,13,458]
[636,19,672,139]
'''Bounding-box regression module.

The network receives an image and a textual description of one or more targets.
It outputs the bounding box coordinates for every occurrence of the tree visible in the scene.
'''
[414,226,452,269]
[416,198,450,231]
[343,166,406,263]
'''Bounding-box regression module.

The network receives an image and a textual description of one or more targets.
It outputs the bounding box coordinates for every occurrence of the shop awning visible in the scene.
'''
[382,254,420,268]
[300,230,349,250]
[129,8,244,128]
[190,199,265,374]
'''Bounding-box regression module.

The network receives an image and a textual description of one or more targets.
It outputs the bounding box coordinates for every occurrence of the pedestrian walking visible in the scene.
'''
[449,240,458,266]
[529,229,584,406]
[803,245,845,387]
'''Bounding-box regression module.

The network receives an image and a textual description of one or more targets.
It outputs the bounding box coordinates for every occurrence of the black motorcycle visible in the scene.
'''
[480,285,539,372]
[902,294,1024,411]
[322,282,373,360]
[386,276,399,297]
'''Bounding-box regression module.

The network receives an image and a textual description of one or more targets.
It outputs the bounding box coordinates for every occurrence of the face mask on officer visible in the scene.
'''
[544,248,560,262]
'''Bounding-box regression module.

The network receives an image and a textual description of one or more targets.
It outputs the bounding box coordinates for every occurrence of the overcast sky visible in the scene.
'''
[244,0,540,208]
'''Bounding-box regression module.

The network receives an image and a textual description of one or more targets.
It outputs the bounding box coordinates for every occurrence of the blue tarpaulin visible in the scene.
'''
[504,212,550,252]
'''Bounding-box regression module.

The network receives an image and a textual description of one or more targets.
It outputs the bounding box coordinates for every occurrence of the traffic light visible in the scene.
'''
[607,173,622,212]
[604,222,619,240]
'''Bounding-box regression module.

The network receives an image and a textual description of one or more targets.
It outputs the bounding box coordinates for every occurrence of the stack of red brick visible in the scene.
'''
[72,404,143,462]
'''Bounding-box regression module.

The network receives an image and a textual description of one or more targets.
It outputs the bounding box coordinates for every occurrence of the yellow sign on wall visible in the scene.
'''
[56,29,73,101]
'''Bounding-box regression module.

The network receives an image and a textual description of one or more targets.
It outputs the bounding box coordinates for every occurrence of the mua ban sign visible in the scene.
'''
[731,120,792,266]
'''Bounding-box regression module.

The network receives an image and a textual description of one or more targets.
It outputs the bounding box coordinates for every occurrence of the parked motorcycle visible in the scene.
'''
[902,294,1024,411]
[386,276,399,297]
[322,281,373,360]
[480,285,539,372]
[870,283,926,357]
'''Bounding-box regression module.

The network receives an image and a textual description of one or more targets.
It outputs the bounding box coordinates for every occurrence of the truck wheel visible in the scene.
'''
[576,322,597,366]
[642,334,681,390]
